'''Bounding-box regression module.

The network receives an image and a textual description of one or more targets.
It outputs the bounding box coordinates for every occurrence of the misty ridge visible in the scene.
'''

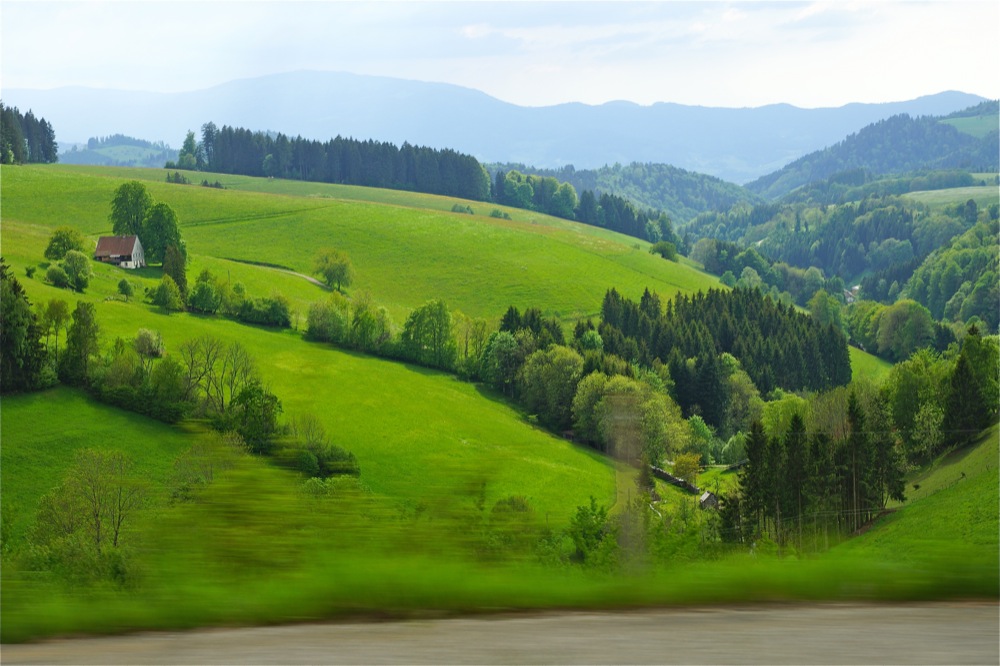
[3,70,987,184]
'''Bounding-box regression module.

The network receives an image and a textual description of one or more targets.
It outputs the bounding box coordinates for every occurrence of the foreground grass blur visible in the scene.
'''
[2,424,996,643]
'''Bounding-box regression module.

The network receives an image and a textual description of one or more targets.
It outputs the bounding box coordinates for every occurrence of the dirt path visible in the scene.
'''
[4,602,997,664]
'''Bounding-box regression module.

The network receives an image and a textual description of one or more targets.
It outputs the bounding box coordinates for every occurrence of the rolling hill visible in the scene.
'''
[1,164,719,323]
[2,164,995,643]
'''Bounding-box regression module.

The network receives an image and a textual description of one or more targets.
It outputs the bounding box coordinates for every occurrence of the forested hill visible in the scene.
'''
[747,103,999,200]
[60,134,179,168]
[487,162,760,226]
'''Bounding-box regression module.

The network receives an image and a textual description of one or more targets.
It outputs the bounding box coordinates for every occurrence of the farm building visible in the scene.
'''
[94,235,145,269]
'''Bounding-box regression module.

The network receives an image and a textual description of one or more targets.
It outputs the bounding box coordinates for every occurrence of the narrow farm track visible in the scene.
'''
[4,603,997,665]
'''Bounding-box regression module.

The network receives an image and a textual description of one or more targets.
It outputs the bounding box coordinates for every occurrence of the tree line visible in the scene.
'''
[488,161,758,231]
[173,123,492,202]
[492,168,686,249]
[0,102,57,165]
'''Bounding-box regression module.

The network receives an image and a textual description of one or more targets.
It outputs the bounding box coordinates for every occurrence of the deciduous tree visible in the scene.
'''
[314,248,354,291]
[109,181,152,237]
[44,226,87,261]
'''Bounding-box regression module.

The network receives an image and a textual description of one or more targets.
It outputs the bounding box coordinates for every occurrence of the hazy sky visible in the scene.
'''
[3,1,998,108]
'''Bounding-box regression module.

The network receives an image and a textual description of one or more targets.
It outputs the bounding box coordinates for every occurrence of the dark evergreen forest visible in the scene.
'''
[0,103,58,165]
[192,123,492,202]
[596,287,852,429]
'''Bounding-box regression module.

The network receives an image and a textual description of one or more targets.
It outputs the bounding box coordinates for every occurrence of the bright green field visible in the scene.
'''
[1,164,718,323]
[904,183,1000,211]
[839,424,999,573]
[0,287,618,528]
[848,346,892,383]
[0,388,196,546]
[939,114,999,139]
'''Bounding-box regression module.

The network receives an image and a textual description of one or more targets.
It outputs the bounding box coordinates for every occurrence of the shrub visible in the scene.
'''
[46,264,70,289]
[152,275,185,311]
[118,278,134,301]
[237,294,291,327]
[61,250,92,292]
[650,241,678,261]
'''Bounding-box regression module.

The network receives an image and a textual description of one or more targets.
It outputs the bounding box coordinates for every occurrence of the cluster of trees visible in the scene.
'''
[746,110,999,200]
[0,103,57,164]
[598,288,852,419]
[905,219,999,331]
[109,181,184,265]
[723,325,998,550]
[690,237,845,308]
[686,194,996,337]
[40,227,94,292]
[847,299,955,362]
[1,260,49,393]
[487,161,759,231]
[175,123,492,202]
[688,195,987,282]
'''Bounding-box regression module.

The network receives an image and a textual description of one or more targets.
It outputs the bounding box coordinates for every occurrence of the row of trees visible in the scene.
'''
[488,161,758,230]
[493,169,686,247]
[0,102,57,164]
[177,123,492,202]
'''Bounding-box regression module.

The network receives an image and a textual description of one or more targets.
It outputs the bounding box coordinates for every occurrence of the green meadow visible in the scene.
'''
[940,114,1000,139]
[904,182,1000,210]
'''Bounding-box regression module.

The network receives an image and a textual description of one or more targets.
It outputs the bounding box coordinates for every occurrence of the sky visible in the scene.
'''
[2,1,998,109]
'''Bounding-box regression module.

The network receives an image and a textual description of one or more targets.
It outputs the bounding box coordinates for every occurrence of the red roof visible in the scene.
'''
[95,235,139,258]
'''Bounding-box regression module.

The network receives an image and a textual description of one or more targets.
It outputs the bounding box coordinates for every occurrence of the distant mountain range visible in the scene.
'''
[3,70,987,184]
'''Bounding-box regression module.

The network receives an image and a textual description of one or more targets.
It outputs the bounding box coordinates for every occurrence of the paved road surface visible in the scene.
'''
[4,602,998,664]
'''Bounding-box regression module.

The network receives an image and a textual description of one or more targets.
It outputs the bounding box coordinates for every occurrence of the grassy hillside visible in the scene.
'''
[1,165,719,323]
[838,424,999,574]
[903,183,1000,210]
[0,277,618,527]
[0,387,196,545]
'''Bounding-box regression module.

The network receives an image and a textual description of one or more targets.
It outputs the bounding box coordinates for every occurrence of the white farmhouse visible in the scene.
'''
[94,235,145,269]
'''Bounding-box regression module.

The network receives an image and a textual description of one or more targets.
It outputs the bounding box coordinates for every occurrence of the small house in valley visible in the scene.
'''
[95,235,145,269]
